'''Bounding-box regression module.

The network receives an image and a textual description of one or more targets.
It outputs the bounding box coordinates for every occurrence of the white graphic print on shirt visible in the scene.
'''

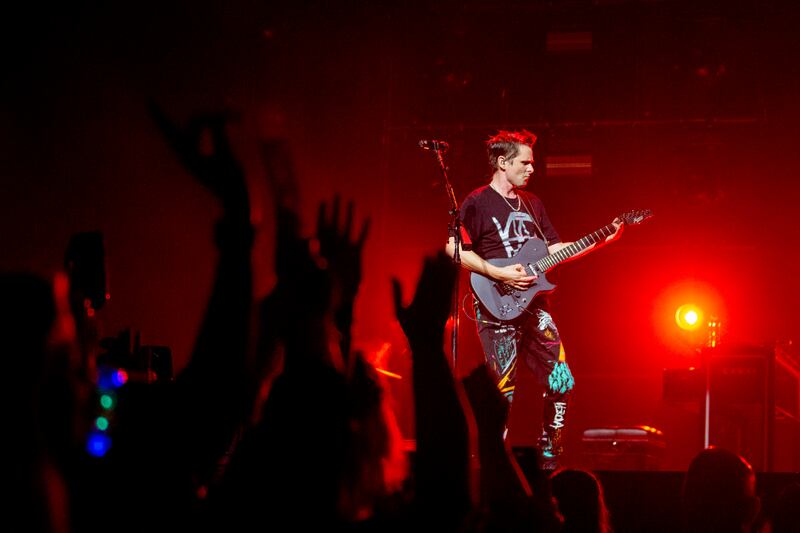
[492,211,534,258]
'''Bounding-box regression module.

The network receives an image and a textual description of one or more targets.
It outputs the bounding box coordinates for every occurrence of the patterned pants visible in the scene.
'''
[474,298,575,459]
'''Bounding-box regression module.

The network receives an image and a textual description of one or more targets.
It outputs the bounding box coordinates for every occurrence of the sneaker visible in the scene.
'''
[539,448,560,471]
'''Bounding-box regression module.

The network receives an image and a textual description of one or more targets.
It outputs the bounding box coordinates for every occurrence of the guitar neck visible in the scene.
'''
[536,223,616,272]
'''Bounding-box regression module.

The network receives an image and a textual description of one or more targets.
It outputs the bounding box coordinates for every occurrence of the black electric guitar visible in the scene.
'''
[470,209,653,321]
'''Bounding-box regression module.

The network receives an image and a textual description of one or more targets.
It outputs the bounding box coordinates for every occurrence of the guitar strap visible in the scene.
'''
[519,193,549,247]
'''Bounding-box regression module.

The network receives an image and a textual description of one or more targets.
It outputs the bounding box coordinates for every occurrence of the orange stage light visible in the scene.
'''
[675,304,704,331]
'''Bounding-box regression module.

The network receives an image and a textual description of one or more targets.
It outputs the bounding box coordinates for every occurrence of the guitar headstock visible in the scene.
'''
[618,209,653,226]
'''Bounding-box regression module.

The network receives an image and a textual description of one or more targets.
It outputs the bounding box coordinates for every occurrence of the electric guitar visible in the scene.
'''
[470,209,653,321]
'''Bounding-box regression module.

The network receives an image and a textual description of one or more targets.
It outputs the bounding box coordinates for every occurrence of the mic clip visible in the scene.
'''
[418,139,449,152]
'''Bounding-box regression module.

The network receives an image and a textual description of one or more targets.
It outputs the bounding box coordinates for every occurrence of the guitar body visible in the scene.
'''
[470,237,555,321]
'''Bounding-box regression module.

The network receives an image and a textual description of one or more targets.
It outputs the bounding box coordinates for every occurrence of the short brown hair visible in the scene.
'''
[486,129,537,170]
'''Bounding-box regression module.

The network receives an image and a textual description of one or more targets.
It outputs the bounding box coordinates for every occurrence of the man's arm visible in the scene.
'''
[445,237,536,290]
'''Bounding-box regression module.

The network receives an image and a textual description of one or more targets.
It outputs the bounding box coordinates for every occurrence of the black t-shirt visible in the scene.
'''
[460,185,560,260]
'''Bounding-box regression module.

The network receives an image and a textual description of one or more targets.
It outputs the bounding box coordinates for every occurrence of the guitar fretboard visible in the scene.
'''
[535,224,616,272]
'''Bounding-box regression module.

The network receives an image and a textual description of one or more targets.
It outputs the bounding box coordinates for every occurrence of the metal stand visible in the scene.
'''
[703,348,711,448]
[703,316,721,448]
[424,144,461,369]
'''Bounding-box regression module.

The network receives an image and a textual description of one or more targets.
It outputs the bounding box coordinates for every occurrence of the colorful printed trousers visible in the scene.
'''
[474,298,575,459]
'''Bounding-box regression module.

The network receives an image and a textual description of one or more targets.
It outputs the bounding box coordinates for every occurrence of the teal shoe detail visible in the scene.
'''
[548,361,575,395]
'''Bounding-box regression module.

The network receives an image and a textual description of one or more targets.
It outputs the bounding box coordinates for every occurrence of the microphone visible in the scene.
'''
[418,139,449,152]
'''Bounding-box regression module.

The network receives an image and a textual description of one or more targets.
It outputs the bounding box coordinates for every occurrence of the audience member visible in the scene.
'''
[682,447,760,533]
[550,468,612,533]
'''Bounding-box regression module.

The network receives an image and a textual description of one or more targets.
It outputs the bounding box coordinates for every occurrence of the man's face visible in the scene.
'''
[504,144,534,187]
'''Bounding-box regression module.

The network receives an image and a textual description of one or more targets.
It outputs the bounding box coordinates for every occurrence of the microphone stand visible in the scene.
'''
[428,146,461,370]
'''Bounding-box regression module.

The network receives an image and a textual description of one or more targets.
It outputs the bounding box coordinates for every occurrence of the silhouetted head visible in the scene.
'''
[682,447,760,532]
[550,468,612,533]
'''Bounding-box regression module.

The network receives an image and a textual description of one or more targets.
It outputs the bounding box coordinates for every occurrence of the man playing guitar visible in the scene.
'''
[445,130,622,469]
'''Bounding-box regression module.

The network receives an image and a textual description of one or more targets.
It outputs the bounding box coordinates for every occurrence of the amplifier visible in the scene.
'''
[662,342,800,471]
[582,425,666,471]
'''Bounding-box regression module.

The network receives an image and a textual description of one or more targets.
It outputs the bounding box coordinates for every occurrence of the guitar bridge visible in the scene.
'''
[495,282,515,296]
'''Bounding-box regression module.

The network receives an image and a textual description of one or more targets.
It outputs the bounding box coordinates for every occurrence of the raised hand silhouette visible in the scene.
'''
[392,253,472,529]
[132,102,254,532]
[391,252,456,349]
[317,196,370,299]
[316,196,370,363]
[148,101,248,215]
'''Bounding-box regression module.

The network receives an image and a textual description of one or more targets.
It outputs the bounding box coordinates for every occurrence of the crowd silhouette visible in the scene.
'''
[5,103,799,532]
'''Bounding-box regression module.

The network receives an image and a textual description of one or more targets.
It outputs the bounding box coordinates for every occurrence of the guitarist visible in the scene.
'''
[445,130,622,469]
